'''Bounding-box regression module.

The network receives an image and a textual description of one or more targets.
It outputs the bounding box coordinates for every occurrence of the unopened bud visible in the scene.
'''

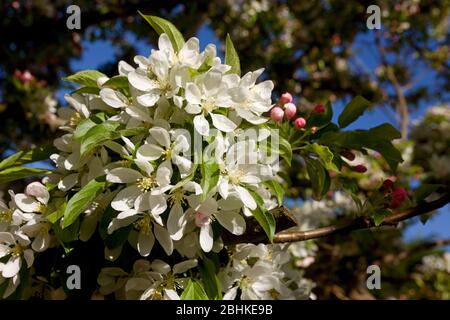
[270,106,284,123]
[279,92,293,104]
[341,150,355,161]
[284,103,297,119]
[352,164,367,173]
[293,117,306,129]
[314,104,325,113]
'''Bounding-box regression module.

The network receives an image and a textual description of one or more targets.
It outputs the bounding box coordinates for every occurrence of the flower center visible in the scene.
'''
[8,244,23,257]
[134,214,151,235]
[69,112,82,126]
[194,212,211,227]
[0,209,12,222]
[169,189,185,206]
[162,148,173,161]
[201,97,216,113]
[228,169,245,185]
[136,177,157,192]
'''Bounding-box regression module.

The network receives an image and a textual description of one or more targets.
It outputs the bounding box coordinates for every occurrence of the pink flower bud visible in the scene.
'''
[382,179,394,190]
[270,106,284,123]
[284,102,297,119]
[390,187,407,208]
[21,70,34,83]
[279,92,293,104]
[314,104,325,113]
[293,117,306,129]
[195,212,210,227]
[352,164,367,173]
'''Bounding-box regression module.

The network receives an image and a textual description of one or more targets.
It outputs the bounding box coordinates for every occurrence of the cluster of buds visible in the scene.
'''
[270,92,306,130]
[14,69,35,84]
[380,178,408,209]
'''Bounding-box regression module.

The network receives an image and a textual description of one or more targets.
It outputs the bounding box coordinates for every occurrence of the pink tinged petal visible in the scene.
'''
[2,256,21,278]
[210,113,237,132]
[136,92,160,107]
[235,185,257,210]
[185,83,202,104]
[149,127,171,148]
[167,203,187,240]
[111,185,140,211]
[100,88,128,108]
[149,195,167,216]
[14,194,39,213]
[106,168,142,183]
[185,103,201,114]
[193,114,210,136]
[25,182,49,205]
[137,231,155,257]
[215,211,246,235]
[136,144,164,161]
[153,224,173,256]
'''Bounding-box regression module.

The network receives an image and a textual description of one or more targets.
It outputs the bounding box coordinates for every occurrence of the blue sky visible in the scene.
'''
[64,23,449,249]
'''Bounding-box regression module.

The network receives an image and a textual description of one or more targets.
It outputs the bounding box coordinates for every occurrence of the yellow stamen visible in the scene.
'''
[136,177,157,192]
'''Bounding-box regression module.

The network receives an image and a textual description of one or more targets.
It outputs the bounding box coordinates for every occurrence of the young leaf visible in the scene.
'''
[372,209,391,226]
[200,161,220,200]
[63,70,107,88]
[262,180,284,206]
[307,143,339,172]
[278,135,293,166]
[0,145,57,170]
[62,176,106,228]
[249,191,276,242]
[225,34,241,76]
[180,280,209,300]
[305,158,330,199]
[338,96,370,128]
[139,13,185,53]
[0,167,52,184]
[102,75,129,90]
[80,121,121,157]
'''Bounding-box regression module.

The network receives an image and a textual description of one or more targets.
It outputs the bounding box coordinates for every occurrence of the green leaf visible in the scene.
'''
[0,166,52,184]
[372,209,391,226]
[250,191,276,242]
[414,184,445,203]
[46,200,67,224]
[54,215,80,243]
[73,118,97,140]
[338,96,371,128]
[305,158,330,199]
[139,13,185,53]
[370,140,403,172]
[199,256,222,300]
[278,135,292,166]
[200,161,219,200]
[262,180,284,206]
[307,143,339,172]
[367,123,401,141]
[102,75,129,90]
[80,121,121,157]
[225,34,241,76]
[63,70,107,88]
[0,145,57,170]
[180,280,209,300]
[62,176,106,228]
[72,86,100,95]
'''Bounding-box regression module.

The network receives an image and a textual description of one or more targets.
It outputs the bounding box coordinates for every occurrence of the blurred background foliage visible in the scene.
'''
[0,0,449,299]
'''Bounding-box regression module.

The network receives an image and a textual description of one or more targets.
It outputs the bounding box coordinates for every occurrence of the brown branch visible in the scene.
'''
[223,193,450,245]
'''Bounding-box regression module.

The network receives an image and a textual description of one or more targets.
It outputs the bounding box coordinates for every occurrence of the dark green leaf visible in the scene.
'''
[262,180,284,206]
[305,158,330,199]
[338,96,370,128]
[225,34,241,75]
[249,191,276,242]
[200,161,219,200]
[414,184,445,203]
[0,145,57,170]
[372,209,391,226]
[199,256,222,300]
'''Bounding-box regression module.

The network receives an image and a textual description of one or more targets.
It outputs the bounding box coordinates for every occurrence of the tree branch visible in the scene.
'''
[223,193,450,245]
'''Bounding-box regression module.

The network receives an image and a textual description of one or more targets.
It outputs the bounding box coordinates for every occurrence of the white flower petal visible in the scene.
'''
[235,185,257,210]
[137,231,155,257]
[111,185,141,211]
[149,127,171,148]
[193,114,210,136]
[136,144,164,161]
[210,113,237,132]
[153,224,173,256]
[2,256,21,278]
[185,83,202,104]
[100,88,128,108]
[136,92,160,107]
[128,71,157,91]
[173,259,198,274]
[215,211,246,235]
[149,195,167,216]
[167,203,187,240]
[14,194,39,213]
[199,224,213,252]
[106,168,142,183]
